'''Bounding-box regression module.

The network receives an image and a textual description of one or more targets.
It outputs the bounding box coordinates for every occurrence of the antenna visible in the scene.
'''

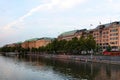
[110,19,111,23]
[90,24,93,29]
[99,21,101,25]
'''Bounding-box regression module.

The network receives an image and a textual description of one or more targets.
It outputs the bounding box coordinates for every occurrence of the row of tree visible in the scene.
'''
[0,35,102,55]
[44,35,97,55]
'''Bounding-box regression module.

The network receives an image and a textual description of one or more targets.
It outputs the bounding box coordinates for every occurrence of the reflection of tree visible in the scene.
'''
[106,64,111,78]
[19,55,101,80]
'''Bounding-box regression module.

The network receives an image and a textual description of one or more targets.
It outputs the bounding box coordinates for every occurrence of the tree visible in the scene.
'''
[106,45,111,52]
[85,35,96,54]
[57,40,67,52]
[78,36,86,54]
[70,37,79,54]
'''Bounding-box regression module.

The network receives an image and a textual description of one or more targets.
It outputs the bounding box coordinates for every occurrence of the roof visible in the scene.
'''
[96,23,111,29]
[96,21,120,29]
[59,29,87,37]
[25,38,39,42]
[39,37,54,41]
[15,42,22,44]
[59,30,78,37]
[76,29,87,33]
[24,37,54,42]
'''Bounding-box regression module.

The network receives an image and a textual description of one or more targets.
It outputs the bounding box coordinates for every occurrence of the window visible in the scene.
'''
[110,37,118,40]
[110,41,118,44]
[110,29,118,32]
[110,33,118,36]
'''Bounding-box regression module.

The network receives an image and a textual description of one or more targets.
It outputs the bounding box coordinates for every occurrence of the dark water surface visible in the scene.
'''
[0,55,120,80]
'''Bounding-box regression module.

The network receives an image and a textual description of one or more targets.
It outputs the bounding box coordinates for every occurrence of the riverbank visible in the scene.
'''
[1,52,120,65]
[27,54,120,65]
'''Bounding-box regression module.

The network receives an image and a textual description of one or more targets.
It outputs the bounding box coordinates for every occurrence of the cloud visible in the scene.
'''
[51,0,86,9]
[18,0,86,21]
[0,0,86,46]
[107,0,113,3]
[0,0,86,38]
[3,0,86,29]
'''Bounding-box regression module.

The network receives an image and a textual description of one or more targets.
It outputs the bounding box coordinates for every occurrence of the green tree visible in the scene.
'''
[78,36,86,54]
[70,37,79,54]
[85,35,96,54]
[106,45,111,52]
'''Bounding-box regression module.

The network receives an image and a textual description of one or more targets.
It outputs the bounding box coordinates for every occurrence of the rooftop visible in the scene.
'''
[96,21,120,29]
[24,37,54,42]
[59,29,87,37]
[25,38,40,42]
[59,30,78,37]
[39,37,54,41]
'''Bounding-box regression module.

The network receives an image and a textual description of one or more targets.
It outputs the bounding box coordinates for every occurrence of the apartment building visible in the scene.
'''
[93,22,120,50]
[58,21,120,51]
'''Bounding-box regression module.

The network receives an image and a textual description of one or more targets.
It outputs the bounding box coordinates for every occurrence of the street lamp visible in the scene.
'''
[91,49,93,61]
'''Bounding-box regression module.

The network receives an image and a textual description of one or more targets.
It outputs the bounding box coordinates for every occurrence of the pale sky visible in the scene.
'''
[0,0,120,47]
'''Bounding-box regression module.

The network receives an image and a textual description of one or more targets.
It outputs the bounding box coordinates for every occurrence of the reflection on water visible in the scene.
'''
[0,55,120,80]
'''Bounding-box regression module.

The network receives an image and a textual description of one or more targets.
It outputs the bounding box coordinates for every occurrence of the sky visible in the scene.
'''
[0,0,120,47]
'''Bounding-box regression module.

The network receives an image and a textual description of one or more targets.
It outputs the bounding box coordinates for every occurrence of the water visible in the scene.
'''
[0,55,120,80]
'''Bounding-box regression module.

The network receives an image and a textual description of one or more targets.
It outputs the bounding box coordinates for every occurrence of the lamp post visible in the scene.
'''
[91,50,93,61]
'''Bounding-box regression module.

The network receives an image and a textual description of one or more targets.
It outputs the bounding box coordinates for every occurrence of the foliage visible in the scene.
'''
[106,45,111,52]
[42,35,97,55]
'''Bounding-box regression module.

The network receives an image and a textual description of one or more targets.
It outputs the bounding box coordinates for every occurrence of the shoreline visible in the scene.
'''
[1,52,120,65]
[27,54,120,65]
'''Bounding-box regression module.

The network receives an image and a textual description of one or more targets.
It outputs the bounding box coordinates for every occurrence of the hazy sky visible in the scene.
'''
[0,0,120,46]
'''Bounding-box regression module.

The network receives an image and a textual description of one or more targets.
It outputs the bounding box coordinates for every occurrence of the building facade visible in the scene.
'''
[35,38,52,48]
[58,21,120,51]
[21,38,38,49]
[93,22,120,51]
[21,41,29,49]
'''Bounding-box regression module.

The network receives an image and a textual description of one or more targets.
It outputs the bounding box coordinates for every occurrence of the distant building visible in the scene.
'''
[5,42,22,48]
[21,41,29,49]
[35,37,53,48]
[21,37,53,49]
[58,21,120,51]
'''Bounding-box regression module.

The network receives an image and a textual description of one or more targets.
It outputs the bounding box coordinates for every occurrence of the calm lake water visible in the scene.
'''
[0,55,120,80]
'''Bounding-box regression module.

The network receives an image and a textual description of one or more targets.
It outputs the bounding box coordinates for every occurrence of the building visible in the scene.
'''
[21,41,29,49]
[5,42,22,48]
[21,37,53,49]
[35,37,53,48]
[21,38,39,49]
[58,21,120,51]
[92,21,120,51]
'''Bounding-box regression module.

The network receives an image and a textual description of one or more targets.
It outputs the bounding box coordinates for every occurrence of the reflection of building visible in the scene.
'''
[58,21,120,51]
[94,65,120,80]
[21,37,53,49]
